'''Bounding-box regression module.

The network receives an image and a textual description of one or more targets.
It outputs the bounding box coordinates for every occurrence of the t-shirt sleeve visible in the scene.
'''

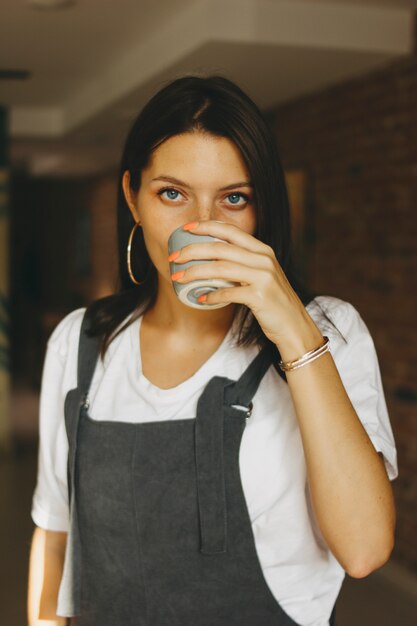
[31,341,70,531]
[31,308,85,532]
[314,297,398,481]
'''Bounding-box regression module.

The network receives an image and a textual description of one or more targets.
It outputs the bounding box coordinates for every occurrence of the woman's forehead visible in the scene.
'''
[145,132,250,181]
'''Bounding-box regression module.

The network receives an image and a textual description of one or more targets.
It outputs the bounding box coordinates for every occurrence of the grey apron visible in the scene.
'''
[59,309,337,625]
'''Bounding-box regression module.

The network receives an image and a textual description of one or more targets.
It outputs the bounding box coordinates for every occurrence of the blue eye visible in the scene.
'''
[226,192,248,205]
[158,187,182,201]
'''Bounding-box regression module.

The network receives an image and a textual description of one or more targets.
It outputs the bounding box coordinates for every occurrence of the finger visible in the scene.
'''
[198,284,253,306]
[183,220,270,255]
[174,260,267,286]
[172,241,271,271]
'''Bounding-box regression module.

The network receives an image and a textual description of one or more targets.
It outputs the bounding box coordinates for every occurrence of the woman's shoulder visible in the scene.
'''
[47,307,87,359]
[306,294,362,327]
[305,294,372,349]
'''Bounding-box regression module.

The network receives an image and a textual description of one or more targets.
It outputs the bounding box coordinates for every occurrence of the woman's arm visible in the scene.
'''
[276,312,396,578]
[27,526,68,625]
[139,219,396,575]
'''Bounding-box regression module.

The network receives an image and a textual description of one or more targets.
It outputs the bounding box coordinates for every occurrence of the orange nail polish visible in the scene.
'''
[168,250,180,262]
[183,221,199,231]
[171,270,185,281]
[197,294,207,303]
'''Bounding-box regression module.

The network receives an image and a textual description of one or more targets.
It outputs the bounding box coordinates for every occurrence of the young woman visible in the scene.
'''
[28,75,397,626]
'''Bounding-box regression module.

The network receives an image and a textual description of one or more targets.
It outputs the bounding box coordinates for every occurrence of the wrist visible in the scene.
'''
[275,317,325,365]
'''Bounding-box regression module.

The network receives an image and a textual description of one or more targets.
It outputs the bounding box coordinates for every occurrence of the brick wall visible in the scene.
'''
[270,54,417,573]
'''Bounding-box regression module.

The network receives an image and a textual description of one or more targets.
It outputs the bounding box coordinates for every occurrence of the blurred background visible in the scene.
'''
[1,0,417,624]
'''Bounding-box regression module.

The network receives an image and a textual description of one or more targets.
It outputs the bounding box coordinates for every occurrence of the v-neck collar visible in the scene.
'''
[128,314,235,399]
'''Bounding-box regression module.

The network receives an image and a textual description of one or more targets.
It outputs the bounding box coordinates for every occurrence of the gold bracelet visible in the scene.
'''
[279,336,330,371]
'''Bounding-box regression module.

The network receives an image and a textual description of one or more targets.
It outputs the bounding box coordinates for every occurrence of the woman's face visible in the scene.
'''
[122,131,257,286]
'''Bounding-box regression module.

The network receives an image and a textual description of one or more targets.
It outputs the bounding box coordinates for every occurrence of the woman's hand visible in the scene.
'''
[168,219,318,352]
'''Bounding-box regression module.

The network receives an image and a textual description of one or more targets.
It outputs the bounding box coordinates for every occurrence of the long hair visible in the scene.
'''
[86,74,339,382]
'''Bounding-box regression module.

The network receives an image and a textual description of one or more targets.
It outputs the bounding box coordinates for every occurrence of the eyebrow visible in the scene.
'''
[151,175,253,191]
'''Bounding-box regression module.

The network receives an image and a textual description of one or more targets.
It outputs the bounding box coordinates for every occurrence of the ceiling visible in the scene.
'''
[1,0,416,178]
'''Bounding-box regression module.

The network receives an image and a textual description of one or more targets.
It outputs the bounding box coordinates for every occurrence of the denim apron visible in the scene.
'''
[58,309,337,625]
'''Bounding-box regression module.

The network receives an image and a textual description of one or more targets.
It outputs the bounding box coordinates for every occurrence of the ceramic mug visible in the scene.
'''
[168,222,238,309]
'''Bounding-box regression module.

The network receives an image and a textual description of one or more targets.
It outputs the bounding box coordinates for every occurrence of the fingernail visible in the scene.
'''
[168,250,180,262]
[197,294,207,303]
[183,221,199,231]
[171,270,185,281]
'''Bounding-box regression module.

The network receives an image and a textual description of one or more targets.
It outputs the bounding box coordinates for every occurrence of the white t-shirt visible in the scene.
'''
[31,294,398,626]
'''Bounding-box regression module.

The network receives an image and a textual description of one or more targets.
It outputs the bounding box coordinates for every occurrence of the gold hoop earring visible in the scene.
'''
[127,221,147,286]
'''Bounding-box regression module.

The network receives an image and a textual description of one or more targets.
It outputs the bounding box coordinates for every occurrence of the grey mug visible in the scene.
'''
[168,222,237,309]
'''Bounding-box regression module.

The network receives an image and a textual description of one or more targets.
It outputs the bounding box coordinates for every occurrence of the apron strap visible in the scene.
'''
[195,343,275,554]
[224,342,276,410]
[64,309,101,503]
[64,309,101,451]
[58,307,102,617]
[195,376,230,554]
[77,311,102,397]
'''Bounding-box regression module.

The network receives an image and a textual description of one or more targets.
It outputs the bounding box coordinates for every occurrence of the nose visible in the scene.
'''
[192,200,221,223]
